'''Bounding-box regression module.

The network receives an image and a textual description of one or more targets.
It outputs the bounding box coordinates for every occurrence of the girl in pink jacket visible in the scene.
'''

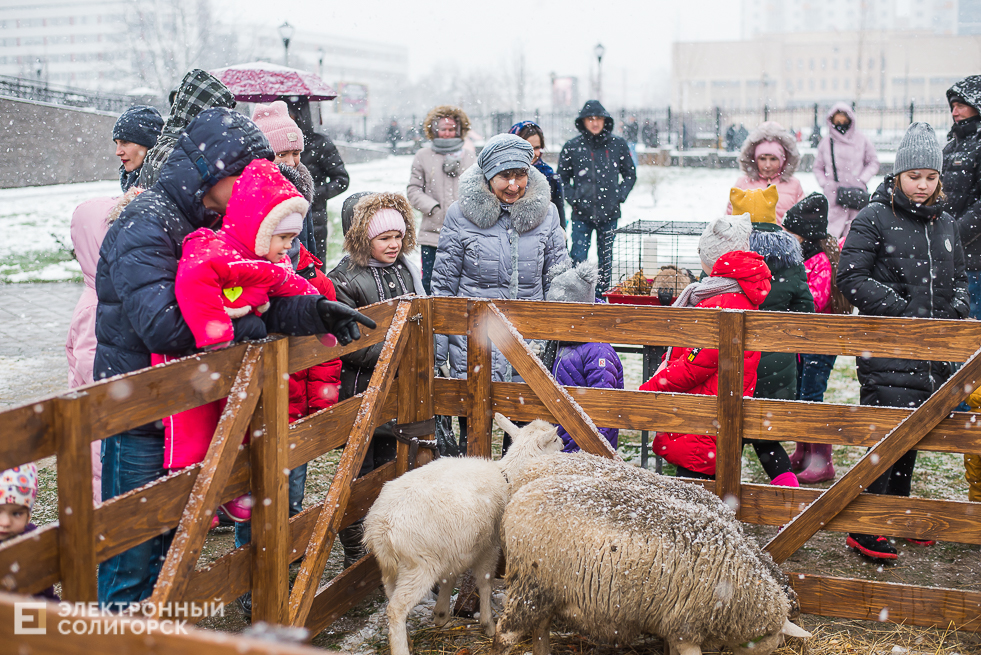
[727,121,805,222]
[66,196,117,504]
[157,158,317,522]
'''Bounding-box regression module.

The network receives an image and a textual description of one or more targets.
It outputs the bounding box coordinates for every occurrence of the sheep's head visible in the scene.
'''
[494,414,563,459]
[728,619,811,655]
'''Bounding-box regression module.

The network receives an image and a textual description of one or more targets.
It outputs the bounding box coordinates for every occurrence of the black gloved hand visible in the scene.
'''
[316,298,377,346]
[232,313,268,342]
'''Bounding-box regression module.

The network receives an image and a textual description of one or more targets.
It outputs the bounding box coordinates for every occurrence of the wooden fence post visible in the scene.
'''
[467,301,493,458]
[250,338,291,624]
[396,298,435,476]
[715,310,746,515]
[56,392,97,601]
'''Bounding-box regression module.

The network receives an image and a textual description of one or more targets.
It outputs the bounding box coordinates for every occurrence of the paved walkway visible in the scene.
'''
[0,282,82,408]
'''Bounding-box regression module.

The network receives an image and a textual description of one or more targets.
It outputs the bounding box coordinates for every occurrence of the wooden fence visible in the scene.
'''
[3,296,981,652]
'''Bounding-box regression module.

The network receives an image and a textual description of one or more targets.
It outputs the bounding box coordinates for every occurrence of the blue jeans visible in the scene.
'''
[234,464,307,549]
[570,217,617,296]
[98,432,173,607]
[968,270,981,320]
[420,245,437,295]
[796,353,837,403]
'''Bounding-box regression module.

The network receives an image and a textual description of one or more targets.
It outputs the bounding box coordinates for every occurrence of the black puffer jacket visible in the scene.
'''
[94,109,326,436]
[557,100,636,226]
[942,76,981,270]
[838,177,969,407]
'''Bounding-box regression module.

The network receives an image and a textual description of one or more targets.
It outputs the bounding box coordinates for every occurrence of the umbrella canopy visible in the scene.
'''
[210,61,337,102]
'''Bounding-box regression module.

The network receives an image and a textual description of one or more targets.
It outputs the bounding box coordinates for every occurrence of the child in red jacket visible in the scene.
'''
[640,214,796,487]
[157,158,319,523]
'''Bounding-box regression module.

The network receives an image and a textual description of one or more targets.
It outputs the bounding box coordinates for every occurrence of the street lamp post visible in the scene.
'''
[594,43,605,101]
[278,21,294,67]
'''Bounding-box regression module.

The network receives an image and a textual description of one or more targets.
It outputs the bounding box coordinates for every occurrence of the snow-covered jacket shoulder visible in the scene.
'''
[67,196,115,388]
[431,164,570,380]
[552,341,623,452]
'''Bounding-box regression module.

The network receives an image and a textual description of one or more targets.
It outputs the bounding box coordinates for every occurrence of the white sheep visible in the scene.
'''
[511,452,800,617]
[492,472,811,655]
[363,413,563,655]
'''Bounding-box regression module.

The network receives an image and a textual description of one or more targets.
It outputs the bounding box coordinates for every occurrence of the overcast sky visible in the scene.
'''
[215,0,743,105]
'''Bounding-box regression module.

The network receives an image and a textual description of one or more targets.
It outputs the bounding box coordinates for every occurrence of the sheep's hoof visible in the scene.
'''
[483,621,496,638]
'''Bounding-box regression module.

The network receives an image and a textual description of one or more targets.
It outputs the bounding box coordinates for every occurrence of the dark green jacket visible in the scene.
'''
[750,222,814,399]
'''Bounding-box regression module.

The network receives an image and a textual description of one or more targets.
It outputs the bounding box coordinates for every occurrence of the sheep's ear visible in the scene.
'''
[779,620,811,638]
[494,413,520,439]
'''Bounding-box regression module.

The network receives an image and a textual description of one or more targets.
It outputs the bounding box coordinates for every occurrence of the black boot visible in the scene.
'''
[338,519,367,568]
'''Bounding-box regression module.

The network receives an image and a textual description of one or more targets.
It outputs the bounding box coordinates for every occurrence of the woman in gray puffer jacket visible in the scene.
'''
[432,133,569,398]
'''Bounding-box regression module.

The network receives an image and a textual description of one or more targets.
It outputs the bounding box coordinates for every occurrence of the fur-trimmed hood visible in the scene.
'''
[750,224,804,271]
[739,121,801,182]
[423,105,471,140]
[344,192,417,267]
[458,164,552,233]
[106,187,144,225]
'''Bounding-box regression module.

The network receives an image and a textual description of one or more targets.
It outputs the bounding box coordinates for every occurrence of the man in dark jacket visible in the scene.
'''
[558,100,636,297]
[942,75,981,318]
[94,107,373,606]
[285,97,350,265]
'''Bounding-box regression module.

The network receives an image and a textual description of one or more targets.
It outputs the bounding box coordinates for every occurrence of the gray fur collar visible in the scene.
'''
[750,229,803,270]
[458,164,551,233]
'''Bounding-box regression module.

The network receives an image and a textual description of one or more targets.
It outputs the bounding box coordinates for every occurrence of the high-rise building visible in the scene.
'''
[741,0,959,38]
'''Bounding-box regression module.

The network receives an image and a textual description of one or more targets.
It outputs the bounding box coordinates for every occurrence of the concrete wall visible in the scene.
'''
[0,96,118,189]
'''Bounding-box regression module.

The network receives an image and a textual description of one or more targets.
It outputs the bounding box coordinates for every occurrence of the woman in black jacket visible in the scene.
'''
[838,122,970,561]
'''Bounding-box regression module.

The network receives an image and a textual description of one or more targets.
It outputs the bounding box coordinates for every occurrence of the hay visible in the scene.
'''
[403,616,979,655]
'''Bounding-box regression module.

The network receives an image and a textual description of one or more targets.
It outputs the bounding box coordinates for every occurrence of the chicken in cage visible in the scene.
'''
[603,220,708,306]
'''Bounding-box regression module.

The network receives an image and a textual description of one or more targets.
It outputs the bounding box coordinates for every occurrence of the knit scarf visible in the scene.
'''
[432,138,464,154]
[367,256,425,299]
[664,276,744,361]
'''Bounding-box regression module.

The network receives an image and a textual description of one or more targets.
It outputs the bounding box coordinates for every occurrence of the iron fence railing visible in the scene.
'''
[0,75,130,114]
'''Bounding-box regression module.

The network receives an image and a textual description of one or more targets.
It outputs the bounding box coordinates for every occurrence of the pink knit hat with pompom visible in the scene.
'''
[251,101,304,154]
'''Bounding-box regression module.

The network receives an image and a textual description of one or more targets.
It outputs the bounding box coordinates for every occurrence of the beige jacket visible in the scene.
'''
[406,146,477,247]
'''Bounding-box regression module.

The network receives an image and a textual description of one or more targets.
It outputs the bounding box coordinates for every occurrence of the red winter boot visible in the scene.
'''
[797,444,835,484]
[220,494,253,522]
[789,442,811,472]
[771,471,800,487]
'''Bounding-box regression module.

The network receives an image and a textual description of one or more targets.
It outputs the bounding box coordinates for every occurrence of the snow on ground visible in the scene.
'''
[0,157,886,283]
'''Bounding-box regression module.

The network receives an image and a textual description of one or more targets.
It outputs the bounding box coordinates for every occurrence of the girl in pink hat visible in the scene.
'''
[727,121,806,222]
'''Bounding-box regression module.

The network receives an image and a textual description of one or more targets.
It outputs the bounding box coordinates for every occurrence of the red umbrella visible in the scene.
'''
[210,61,337,102]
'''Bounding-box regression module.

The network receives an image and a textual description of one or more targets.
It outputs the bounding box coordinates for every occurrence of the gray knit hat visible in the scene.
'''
[894,122,943,175]
[547,260,597,303]
[698,213,752,270]
[477,134,534,180]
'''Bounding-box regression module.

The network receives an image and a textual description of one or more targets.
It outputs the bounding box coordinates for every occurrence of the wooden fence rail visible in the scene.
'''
[2,296,981,653]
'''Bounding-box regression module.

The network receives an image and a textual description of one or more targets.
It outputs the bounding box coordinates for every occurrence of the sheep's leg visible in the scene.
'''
[530,614,552,655]
[385,568,434,655]
[472,549,499,637]
[433,572,458,627]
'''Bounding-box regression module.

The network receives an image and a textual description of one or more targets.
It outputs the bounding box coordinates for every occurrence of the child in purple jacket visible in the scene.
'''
[540,261,624,452]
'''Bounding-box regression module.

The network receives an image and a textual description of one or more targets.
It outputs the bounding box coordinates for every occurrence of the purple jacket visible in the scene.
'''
[812,103,879,241]
[551,341,624,452]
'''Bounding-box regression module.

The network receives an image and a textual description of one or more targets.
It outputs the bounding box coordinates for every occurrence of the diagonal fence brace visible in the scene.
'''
[148,344,264,608]
[484,302,620,460]
[289,300,414,628]
[766,342,981,563]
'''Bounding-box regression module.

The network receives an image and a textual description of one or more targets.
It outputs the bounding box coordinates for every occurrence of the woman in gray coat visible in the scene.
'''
[432,134,569,447]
